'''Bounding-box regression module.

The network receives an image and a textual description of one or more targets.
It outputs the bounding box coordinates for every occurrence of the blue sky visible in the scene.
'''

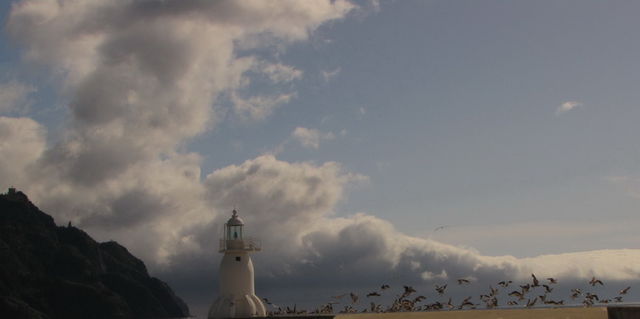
[188,0,640,255]
[2,0,639,316]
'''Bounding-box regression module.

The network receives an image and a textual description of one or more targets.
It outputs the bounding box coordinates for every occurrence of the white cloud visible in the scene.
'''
[232,92,295,122]
[519,249,640,281]
[369,0,381,13]
[426,220,640,259]
[161,155,640,315]
[321,67,341,82]
[3,0,356,265]
[421,269,448,280]
[292,126,336,149]
[0,116,46,187]
[173,155,640,287]
[0,81,36,113]
[556,100,583,115]
[258,61,303,84]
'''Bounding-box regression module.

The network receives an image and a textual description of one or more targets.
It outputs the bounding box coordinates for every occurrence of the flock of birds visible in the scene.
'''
[264,275,632,315]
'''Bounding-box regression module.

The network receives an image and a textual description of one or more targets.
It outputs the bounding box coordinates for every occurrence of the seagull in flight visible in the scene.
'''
[433,225,450,232]
[531,273,540,287]
[526,297,538,308]
[435,284,447,295]
[457,278,471,285]
[589,276,604,286]
[349,292,359,304]
[458,296,474,309]
[403,285,416,296]
[508,290,525,300]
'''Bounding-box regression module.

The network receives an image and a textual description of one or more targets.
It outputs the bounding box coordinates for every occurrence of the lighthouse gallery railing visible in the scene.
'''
[219,237,261,252]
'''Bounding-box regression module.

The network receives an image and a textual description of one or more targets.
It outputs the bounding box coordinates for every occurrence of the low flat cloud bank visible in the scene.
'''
[154,156,640,317]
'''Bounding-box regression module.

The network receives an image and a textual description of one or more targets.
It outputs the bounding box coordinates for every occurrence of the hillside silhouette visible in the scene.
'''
[0,188,190,319]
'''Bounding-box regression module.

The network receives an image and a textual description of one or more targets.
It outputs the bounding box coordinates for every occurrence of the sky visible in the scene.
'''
[1,0,639,317]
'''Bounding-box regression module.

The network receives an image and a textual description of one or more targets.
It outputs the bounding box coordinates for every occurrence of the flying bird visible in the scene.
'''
[403,285,416,297]
[458,296,474,309]
[457,278,471,285]
[508,290,524,300]
[349,292,359,304]
[429,301,444,311]
[413,295,427,303]
[545,299,564,306]
[498,280,512,288]
[427,301,443,311]
[531,273,540,287]
[445,297,454,310]
[619,286,631,295]
[570,288,582,300]
[435,284,447,295]
[433,225,449,232]
[489,285,499,297]
[526,297,538,308]
[366,292,381,297]
[589,276,604,286]
[547,277,558,284]
[542,284,553,293]
[585,292,599,301]
[381,284,390,290]
[485,297,498,308]
[369,302,382,313]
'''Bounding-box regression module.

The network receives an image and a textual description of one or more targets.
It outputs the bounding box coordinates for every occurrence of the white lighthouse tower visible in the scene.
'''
[208,209,266,318]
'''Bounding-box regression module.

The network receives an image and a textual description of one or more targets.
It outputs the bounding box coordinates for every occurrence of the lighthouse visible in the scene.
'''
[208,210,266,318]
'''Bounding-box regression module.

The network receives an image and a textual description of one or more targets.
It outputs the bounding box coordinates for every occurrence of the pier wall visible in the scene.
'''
[264,305,640,319]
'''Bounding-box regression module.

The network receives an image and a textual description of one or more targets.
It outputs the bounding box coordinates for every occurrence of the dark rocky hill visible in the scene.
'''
[0,189,190,319]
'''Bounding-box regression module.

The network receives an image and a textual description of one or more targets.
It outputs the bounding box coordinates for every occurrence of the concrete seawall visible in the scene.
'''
[266,305,640,319]
[338,307,608,319]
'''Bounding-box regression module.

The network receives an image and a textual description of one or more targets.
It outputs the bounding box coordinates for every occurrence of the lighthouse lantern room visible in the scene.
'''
[208,210,266,318]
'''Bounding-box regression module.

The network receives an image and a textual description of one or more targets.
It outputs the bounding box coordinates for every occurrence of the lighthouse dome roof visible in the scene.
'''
[227,209,244,226]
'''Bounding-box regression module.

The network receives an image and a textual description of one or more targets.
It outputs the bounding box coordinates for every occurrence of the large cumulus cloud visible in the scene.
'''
[3,0,354,263]
[0,116,46,186]
[2,1,639,317]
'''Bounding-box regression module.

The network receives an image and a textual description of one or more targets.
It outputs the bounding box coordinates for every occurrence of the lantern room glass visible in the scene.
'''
[227,225,243,240]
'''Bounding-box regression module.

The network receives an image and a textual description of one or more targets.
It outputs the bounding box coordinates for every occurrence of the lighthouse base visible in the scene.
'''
[208,294,266,319]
